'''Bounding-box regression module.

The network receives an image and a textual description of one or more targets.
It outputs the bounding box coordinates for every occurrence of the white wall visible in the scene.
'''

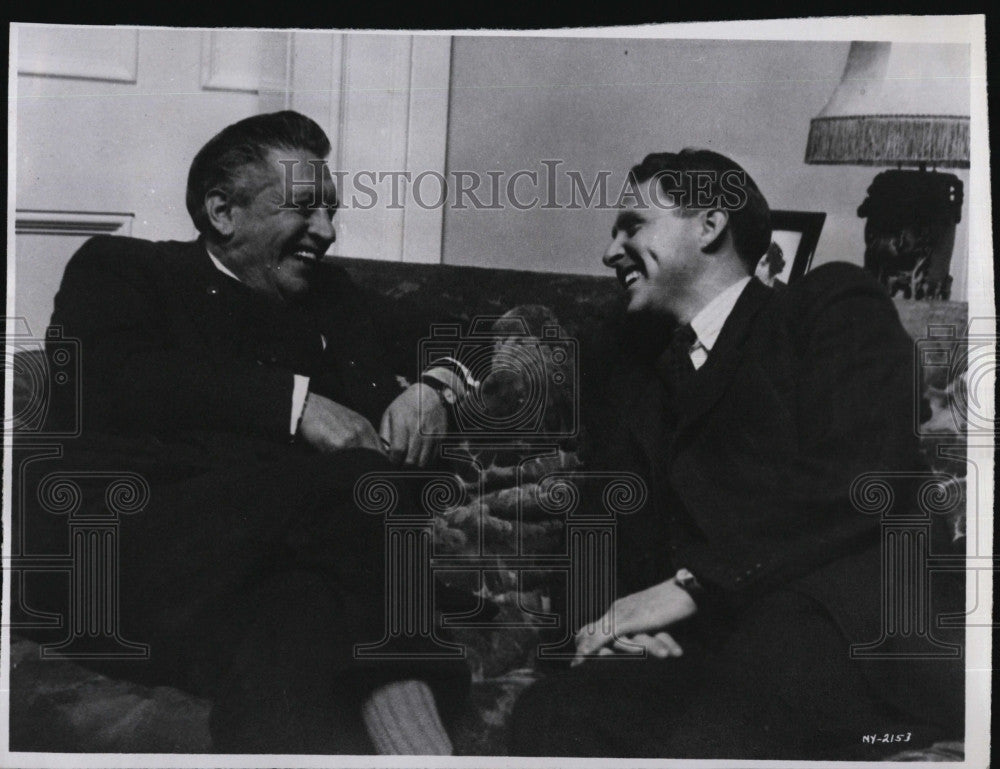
[16,27,265,243]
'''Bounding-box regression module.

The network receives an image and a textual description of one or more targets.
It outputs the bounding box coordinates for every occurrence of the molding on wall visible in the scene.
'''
[401,36,452,265]
[15,210,134,237]
[336,34,413,263]
[200,30,261,93]
[258,31,294,112]
[332,35,348,180]
[331,34,451,264]
[17,26,138,83]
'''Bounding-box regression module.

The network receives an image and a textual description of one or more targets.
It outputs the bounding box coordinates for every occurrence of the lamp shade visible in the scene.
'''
[805,42,970,168]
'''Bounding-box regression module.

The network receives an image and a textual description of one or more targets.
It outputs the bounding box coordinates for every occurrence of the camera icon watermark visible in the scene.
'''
[5,463,150,660]
[4,320,82,440]
[848,471,966,660]
[914,318,996,436]
[418,312,579,441]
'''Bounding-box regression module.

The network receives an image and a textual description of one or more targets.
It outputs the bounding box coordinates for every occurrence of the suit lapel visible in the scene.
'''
[178,240,328,368]
[173,239,260,309]
[671,278,773,440]
[301,265,352,358]
[626,367,673,469]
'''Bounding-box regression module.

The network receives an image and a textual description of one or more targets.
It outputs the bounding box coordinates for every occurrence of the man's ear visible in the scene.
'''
[204,189,236,238]
[698,209,730,253]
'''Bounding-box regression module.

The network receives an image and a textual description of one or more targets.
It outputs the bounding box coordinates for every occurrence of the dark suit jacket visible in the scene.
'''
[21,235,472,710]
[47,236,418,441]
[596,262,963,729]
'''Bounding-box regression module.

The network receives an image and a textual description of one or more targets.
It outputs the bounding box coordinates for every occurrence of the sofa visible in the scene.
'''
[7,256,969,758]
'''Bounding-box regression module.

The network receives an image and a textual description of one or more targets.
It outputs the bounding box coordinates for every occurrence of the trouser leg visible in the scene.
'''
[510,590,947,759]
[20,445,470,753]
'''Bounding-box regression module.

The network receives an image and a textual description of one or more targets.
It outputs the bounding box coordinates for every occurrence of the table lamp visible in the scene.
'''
[805,41,970,299]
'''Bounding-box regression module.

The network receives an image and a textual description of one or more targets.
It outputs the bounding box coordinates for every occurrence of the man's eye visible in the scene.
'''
[614,223,640,239]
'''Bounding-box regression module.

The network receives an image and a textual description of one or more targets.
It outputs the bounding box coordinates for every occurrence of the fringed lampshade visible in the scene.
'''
[806,42,970,168]
[805,42,971,300]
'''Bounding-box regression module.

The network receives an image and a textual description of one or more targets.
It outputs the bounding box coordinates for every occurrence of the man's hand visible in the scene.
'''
[572,577,698,666]
[379,383,448,466]
[298,392,385,454]
[592,631,686,659]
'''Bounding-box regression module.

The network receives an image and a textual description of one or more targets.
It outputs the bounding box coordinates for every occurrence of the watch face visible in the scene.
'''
[675,568,698,590]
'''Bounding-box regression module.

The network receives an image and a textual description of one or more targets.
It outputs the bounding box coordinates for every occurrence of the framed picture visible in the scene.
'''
[762,210,827,285]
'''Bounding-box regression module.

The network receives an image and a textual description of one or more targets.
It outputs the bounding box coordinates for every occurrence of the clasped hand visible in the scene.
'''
[572,577,698,666]
[298,384,447,466]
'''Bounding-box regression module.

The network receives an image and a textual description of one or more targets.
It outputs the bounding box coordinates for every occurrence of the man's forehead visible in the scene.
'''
[264,148,334,182]
[617,180,690,214]
[244,148,336,202]
[613,199,659,222]
[613,207,645,224]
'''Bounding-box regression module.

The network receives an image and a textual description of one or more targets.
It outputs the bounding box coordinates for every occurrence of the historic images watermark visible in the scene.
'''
[417,316,579,440]
[4,320,81,439]
[846,317,998,659]
[278,158,752,213]
[4,321,150,659]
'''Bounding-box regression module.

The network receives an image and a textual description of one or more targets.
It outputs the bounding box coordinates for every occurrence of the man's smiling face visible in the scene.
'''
[225,147,337,302]
[602,191,703,318]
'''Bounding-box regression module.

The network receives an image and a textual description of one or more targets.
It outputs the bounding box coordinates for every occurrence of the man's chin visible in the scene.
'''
[276,275,315,302]
[624,292,647,314]
[277,259,318,288]
[625,295,675,324]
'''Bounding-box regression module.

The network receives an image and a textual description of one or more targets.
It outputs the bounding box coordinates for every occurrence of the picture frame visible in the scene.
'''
[766,210,827,285]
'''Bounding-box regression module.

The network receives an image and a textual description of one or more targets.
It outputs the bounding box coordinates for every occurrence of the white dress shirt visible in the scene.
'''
[687,276,752,370]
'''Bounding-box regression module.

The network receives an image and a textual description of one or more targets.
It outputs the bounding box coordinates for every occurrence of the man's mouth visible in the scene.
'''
[619,266,643,289]
[289,248,322,265]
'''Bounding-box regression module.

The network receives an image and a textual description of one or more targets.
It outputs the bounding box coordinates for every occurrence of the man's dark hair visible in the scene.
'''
[629,149,772,273]
[186,110,332,236]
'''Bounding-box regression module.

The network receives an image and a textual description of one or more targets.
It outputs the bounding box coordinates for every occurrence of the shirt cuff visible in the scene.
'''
[422,358,477,399]
[290,375,310,435]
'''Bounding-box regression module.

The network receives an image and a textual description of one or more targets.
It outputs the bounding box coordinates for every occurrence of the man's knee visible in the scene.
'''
[278,448,403,537]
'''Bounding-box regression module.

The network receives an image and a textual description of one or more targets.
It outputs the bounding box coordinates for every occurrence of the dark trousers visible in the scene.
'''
[15,435,469,753]
[510,589,958,760]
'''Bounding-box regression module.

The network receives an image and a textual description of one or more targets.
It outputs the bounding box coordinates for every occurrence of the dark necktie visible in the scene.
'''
[656,323,697,393]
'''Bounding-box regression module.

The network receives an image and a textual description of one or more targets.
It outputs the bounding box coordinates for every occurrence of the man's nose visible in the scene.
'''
[309,207,336,245]
[602,235,626,268]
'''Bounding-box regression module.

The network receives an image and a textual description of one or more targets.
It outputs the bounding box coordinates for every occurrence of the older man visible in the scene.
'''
[20,111,470,754]
[510,149,965,759]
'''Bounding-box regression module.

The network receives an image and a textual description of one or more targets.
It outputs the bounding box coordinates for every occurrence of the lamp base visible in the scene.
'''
[857,169,963,300]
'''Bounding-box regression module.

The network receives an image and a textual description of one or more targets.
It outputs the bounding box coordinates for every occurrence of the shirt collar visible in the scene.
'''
[689,276,752,353]
[205,247,242,283]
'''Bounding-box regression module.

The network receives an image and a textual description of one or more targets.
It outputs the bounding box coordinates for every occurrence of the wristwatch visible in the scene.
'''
[420,374,459,407]
[674,568,704,600]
